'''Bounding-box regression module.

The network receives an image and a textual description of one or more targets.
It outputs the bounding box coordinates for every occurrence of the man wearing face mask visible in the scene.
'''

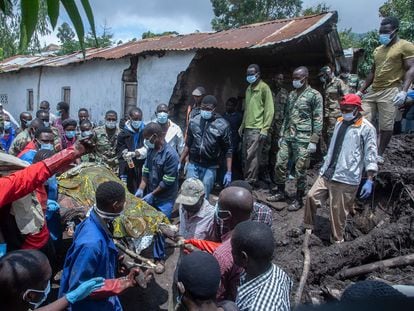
[319,65,349,146]
[36,109,62,151]
[59,181,142,310]
[17,111,32,135]
[303,94,378,244]
[267,66,323,212]
[358,16,414,164]
[53,101,70,147]
[62,119,78,149]
[239,64,274,187]
[180,95,233,199]
[93,110,120,171]
[39,100,57,123]
[18,126,55,164]
[9,117,43,156]
[0,249,104,311]
[116,107,146,194]
[0,113,16,153]
[154,103,185,155]
[135,122,179,273]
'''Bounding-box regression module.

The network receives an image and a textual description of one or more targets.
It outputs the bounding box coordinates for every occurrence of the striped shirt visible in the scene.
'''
[236,264,292,311]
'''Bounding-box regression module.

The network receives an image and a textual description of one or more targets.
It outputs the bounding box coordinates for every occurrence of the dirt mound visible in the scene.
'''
[261,134,414,305]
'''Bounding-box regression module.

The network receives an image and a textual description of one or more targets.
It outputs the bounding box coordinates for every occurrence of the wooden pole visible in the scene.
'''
[294,229,312,307]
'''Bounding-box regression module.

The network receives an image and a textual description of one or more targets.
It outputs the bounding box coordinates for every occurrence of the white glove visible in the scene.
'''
[307,142,317,153]
[122,151,135,160]
[393,91,407,107]
[356,91,364,98]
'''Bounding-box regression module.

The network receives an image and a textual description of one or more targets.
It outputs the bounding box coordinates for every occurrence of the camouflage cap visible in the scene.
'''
[175,178,205,205]
[318,65,332,76]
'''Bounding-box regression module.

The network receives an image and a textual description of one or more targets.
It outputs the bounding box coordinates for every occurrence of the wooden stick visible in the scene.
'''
[114,240,157,269]
[336,253,414,279]
[294,229,312,307]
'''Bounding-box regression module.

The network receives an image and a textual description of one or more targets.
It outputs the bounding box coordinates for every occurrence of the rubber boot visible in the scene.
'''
[266,184,286,202]
[288,190,305,211]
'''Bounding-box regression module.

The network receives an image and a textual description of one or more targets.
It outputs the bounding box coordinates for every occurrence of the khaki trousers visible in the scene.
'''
[303,176,358,242]
[242,129,263,184]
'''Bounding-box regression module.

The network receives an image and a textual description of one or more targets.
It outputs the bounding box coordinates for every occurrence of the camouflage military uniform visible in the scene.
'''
[274,86,323,191]
[344,74,363,94]
[92,125,120,171]
[51,126,62,151]
[9,128,31,156]
[323,77,349,142]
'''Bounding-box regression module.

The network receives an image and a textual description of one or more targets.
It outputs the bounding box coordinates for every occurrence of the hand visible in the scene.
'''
[66,277,105,304]
[238,127,243,137]
[307,142,317,153]
[122,151,135,161]
[135,188,144,198]
[223,171,232,187]
[134,149,141,158]
[278,138,284,148]
[76,136,95,153]
[120,175,127,185]
[259,133,267,142]
[47,199,60,212]
[360,179,374,199]
[356,91,364,98]
[393,91,407,107]
[142,193,154,204]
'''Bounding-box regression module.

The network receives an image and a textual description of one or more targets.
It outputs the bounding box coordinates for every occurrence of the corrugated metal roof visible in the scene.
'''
[0,12,336,73]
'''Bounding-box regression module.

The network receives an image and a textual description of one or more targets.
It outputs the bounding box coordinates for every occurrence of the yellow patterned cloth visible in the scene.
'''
[58,163,169,238]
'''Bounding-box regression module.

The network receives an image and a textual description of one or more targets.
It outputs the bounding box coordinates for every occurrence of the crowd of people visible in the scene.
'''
[0,15,414,310]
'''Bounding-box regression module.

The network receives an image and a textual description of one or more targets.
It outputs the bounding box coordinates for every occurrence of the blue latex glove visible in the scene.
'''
[120,175,127,184]
[408,90,414,99]
[360,179,374,199]
[47,199,60,212]
[66,277,105,304]
[223,172,232,187]
[135,188,144,198]
[142,193,154,204]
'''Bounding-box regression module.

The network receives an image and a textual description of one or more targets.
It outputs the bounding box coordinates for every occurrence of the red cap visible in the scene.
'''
[340,94,363,111]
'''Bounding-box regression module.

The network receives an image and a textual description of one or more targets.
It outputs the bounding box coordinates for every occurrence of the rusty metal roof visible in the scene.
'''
[0,12,336,73]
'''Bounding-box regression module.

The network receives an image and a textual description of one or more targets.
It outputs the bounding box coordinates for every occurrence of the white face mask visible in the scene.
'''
[93,205,122,221]
[292,79,305,89]
[342,108,357,122]
[23,280,50,309]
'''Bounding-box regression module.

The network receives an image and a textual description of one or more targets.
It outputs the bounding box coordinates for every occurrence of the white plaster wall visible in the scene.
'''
[137,51,195,121]
[0,58,129,124]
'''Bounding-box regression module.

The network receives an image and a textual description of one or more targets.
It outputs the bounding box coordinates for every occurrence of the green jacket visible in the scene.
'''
[281,85,323,144]
[241,80,274,135]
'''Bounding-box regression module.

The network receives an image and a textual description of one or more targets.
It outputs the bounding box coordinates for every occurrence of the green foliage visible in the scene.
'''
[379,0,414,42]
[358,31,380,78]
[141,30,179,39]
[0,0,96,55]
[339,28,362,49]
[210,0,303,31]
[302,2,330,16]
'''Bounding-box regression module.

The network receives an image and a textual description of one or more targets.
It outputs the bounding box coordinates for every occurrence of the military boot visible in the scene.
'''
[288,190,305,211]
[266,184,286,202]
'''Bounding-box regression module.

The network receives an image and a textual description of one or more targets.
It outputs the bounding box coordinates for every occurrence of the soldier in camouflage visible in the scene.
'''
[9,118,44,156]
[36,109,62,151]
[267,66,323,211]
[319,66,349,146]
[92,110,120,171]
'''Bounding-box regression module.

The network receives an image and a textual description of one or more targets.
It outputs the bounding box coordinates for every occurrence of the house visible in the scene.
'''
[0,12,344,126]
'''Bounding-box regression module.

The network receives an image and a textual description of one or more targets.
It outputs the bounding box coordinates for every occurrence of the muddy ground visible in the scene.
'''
[53,135,414,310]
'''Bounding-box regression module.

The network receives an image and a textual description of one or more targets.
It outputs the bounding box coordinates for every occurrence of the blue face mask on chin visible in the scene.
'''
[200,110,213,120]
[65,131,76,139]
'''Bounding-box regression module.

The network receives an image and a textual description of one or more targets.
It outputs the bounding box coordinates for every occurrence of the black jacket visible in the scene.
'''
[187,113,232,167]
[116,122,145,176]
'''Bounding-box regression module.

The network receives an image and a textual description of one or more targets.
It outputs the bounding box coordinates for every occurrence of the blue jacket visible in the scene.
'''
[142,142,179,203]
[59,210,121,311]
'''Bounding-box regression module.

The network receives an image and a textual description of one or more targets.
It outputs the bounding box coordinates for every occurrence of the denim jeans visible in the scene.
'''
[186,162,217,198]
[153,200,174,260]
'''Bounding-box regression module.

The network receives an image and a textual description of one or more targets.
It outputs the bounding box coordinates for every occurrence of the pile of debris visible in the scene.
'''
[266,134,414,305]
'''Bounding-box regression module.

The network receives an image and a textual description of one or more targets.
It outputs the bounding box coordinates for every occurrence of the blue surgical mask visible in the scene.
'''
[156,112,169,124]
[246,74,257,84]
[105,120,117,129]
[292,79,305,89]
[81,130,93,138]
[65,130,76,139]
[131,120,142,129]
[56,110,62,117]
[144,139,155,149]
[40,143,54,150]
[379,33,392,46]
[200,110,213,120]
[23,280,51,309]
[342,109,356,122]
[3,121,11,130]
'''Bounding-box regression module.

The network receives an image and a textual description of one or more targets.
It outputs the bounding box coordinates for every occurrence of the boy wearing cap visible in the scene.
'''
[176,178,216,240]
[303,94,378,243]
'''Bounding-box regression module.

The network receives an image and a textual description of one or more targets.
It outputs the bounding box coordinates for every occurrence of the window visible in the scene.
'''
[27,89,34,111]
[0,94,8,106]
[62,87,71,104]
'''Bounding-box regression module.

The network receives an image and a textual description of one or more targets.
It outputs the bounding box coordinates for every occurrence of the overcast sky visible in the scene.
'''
[43,0,385,45]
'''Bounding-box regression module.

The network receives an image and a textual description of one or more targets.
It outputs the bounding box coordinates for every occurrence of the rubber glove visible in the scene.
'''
[135,188,144,198]
[120,175,127,184]
[223,172,232,187]
[122,151,135,160]
[47,199,60,212]
[142,193,154,204]
[407,90,414,99]
[307,142,317,153]
[360,179,374,199]
[66,277,105,304]
[393,91,407,107]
